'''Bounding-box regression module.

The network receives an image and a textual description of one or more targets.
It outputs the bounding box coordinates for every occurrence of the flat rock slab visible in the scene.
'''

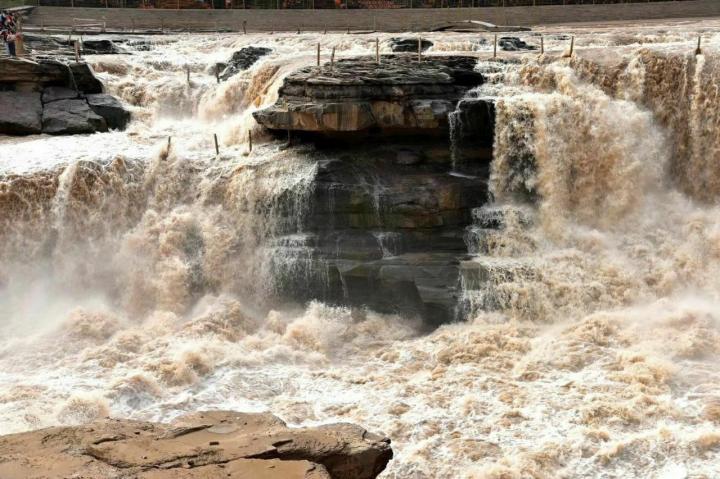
[0,58,67,84]
[0,410,392,479]
[42,98,107,135]
[0,91,42,134]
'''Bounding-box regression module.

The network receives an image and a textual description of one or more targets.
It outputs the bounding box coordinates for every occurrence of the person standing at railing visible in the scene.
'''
[1,11,18,57]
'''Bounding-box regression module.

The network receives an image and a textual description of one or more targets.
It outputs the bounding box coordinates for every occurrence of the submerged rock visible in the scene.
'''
[0,410,392,479]
[217,46,272,81]
[0,91,42,134]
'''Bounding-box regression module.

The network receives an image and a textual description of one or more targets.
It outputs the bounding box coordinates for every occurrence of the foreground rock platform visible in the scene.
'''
[0,411,392,479]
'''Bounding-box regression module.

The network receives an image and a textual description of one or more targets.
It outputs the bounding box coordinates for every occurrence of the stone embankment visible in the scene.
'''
[0,57,130,135]
[0,410,393,479]
[254,54,496,324]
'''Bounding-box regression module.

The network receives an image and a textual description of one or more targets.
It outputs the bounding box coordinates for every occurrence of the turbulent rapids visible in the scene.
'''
[1,21,720,478]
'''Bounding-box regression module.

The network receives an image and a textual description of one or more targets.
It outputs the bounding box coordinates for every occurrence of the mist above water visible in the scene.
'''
[1,23,720,478]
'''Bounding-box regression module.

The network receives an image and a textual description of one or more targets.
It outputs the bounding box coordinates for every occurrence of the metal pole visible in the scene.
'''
[695,36,702,55]
[540,36,543,55]
[317,43,320,66]
[376,37,379,64]
[214,134,220,155]
[330,46,335,68]
[417,37,421,61]
[569,36,574,57]
[493,34,497,58]
[248,130,252,152]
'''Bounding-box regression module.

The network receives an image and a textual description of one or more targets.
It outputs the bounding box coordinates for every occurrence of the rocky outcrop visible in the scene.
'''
[253,56,483,136]
[254,56,493,324]
[499,36,537,51]
[216,46,272,81]
[0,57,130,135]
[0,411,392,479]
[389,37,433,52]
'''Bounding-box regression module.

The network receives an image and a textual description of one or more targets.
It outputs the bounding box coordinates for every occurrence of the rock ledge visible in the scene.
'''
[0,410,392,479]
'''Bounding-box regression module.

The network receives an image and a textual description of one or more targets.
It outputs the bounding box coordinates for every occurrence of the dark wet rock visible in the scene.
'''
[0,91,42,134]
[0,410,392,479]
[389,37,433,52]
[499,37,536,51]
[217,46,272,81]
[254,56,483,136]
[81,39,121,55]
[42,86,79,103]
[86,93,131,130]
[69,63,104,94]
[450,97,495,169]
[272,145,488,325]
[396,149,421,165]
[42,99,107,135]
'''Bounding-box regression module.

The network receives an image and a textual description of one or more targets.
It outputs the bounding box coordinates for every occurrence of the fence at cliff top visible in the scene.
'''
[21,0,700,9]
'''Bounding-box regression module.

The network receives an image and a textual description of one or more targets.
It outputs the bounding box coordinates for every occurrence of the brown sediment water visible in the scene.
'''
[1,23,719,478]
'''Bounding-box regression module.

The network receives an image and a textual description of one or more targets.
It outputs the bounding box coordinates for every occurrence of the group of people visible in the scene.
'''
[0,11,19,57]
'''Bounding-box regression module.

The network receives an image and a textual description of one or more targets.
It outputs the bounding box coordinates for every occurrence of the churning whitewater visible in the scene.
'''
[1,22,720,478]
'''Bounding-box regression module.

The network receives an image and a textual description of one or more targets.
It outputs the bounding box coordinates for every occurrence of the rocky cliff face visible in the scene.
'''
[256,56,494,325]
[0,411,392,479]
[0,58,130,135]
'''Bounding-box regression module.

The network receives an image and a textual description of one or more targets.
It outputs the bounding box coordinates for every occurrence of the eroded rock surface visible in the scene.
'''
[389,37,433,52]
[253,56,483,135]
[216,46,272,81]
[0,411,392,479]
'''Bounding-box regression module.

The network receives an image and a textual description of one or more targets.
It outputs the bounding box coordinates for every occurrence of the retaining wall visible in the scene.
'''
[23,0,720,32]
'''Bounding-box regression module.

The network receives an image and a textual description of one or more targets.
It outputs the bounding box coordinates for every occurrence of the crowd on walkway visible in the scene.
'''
[1,11,19,57]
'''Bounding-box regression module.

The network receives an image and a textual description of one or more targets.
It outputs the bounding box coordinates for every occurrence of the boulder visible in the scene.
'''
[42,98,107,135]
[0,91,42,134]
[389,37,433,52]
[498,36,537,51]
[217,46,272,81]
[86,93,131,130]
[0,410,392,479]
[81,39,121,55]
[42,86,79,103]
[69,63,104,94]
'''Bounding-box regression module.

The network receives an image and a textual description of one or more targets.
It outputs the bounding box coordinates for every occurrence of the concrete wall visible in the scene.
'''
[24,0,720,32]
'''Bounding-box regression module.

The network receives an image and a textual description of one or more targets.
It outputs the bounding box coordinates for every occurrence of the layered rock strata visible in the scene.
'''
[254,56,484,136]
[0,411,392,479]
[256,56,495,324]
[0,57,130,135]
